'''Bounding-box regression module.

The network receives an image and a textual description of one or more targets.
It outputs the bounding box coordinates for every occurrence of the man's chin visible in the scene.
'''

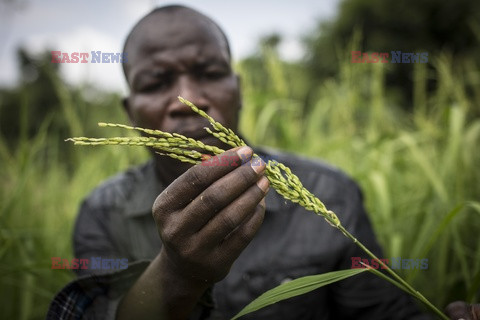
[153,154,193,183]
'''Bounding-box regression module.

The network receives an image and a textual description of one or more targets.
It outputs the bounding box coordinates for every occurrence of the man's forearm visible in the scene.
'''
[116,252,209,320]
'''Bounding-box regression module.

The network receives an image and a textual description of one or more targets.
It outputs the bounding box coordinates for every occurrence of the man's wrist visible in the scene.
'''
[156,251,211,319]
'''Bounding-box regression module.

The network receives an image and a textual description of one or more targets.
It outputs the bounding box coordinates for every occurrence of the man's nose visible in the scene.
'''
[168,75,208,117]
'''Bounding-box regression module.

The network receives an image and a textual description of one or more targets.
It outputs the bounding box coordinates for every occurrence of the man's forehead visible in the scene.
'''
[124,9,230,77]
[130,11,227,53]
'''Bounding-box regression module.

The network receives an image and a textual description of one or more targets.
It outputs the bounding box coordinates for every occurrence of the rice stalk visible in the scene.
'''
[66,96,448,320]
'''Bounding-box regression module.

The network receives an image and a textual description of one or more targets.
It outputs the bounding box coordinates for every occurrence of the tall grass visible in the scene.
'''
[238,51,480,309]
[0,77,148,319]
[0,49,479,318]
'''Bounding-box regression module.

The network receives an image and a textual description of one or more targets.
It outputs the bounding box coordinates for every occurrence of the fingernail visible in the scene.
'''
[251,156,266,174]
[256,176,269,193]
[236,146,252,164]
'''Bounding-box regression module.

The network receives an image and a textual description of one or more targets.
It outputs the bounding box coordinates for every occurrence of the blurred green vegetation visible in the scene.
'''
[1,18,480,320]
[239,34,480,312]
[0,49,150,319]
[304,0,480,108]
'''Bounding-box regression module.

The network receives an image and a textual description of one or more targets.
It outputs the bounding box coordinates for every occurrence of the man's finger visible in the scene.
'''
[445,301,480,320]
[219,195,266,257]
[198,176,269,244]
[153,146,253,214]
[180,159,266,230]
[474,304,480,319]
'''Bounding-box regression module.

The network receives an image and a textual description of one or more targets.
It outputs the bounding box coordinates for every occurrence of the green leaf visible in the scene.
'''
[407,203,464,283]
[231,268,368,319]
[468,201,480,216]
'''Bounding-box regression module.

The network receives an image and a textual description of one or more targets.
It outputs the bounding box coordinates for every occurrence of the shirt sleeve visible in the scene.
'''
[46,261,151,320]
[328,181,433,320]
[46,197,143,320]
[47,192,214,320]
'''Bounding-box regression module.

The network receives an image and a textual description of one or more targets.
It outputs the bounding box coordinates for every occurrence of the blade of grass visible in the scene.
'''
[400,133,448,203]
[408,204,464,283]
[231,268,368,319]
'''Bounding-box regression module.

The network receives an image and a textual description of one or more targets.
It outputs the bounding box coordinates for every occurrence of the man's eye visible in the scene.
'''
[201,69,227,80]
[138,75,174,93]
[139,81,167,93]
[135,71,175,93]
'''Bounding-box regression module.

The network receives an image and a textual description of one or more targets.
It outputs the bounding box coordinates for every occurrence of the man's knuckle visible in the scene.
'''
[179,243,200,262]
[152,196,166,218]
[229,155,239,167]
[237,229,253,246]
[188,166,208,188]
[161,224,181,243]
[237,166,256,184]
[220,212,238,232]
[198,192,219,211]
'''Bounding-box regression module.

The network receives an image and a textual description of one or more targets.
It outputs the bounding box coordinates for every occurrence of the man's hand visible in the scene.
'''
[153,146,269,285]
[445,301,480,320]
[117,146,269,320]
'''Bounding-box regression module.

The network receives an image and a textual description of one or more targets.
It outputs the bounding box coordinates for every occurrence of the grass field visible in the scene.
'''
[0,51,479,319]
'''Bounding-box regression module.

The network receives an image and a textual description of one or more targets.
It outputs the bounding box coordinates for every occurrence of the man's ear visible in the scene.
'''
[122,96,136,126]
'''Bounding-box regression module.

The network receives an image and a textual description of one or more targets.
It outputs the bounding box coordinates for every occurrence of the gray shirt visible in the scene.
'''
[48,147,430,319]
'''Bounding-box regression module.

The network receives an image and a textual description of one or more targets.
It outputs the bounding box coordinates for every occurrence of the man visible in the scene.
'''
[48,5,479,320]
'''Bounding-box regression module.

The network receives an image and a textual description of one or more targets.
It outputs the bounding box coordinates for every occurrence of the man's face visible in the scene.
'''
[123,12,241,151]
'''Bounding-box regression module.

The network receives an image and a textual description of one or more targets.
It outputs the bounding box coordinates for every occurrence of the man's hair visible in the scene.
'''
[122,5,232,79]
